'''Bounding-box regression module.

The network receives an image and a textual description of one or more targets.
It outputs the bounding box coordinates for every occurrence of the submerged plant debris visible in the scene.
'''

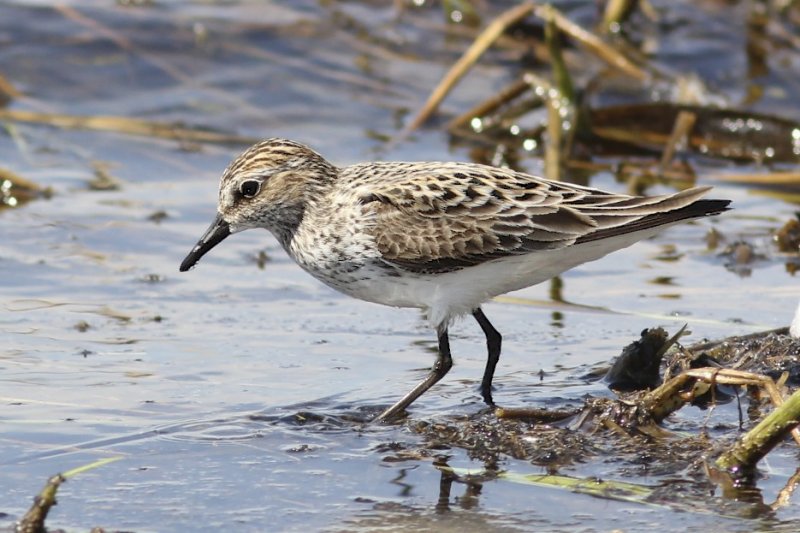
[383,326,800,508]
[705,215,800,276]
[775,214,800,255]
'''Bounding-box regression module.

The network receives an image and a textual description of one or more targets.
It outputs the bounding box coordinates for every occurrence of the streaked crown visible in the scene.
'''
[216,138,338,239]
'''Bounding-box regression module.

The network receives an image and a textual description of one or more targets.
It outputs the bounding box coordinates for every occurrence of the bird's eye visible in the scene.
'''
[240,180,261,198]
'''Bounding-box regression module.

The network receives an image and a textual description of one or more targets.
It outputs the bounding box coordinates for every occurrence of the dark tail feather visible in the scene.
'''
[576,199,731,245]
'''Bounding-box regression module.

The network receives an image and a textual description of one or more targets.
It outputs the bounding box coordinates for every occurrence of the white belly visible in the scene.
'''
[295,224,670,328]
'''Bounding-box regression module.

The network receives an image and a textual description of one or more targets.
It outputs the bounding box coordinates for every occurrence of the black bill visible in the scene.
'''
[179,214,231,272]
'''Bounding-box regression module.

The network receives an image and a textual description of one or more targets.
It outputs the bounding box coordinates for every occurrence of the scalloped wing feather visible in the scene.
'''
[345,162,725,274]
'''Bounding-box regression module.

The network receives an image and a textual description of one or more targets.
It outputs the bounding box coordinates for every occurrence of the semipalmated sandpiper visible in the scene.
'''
[180,138,730,421]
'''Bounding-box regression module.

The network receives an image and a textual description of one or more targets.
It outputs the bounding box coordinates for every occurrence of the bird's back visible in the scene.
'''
[336,160,728,275]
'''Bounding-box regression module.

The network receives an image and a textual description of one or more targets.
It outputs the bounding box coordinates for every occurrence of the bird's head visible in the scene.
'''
[179,138,336,272]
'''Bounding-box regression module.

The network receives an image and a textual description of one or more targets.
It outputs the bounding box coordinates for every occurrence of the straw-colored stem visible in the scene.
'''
[0,109,259,145]
[404,1,537,133]
[716,388,800,472]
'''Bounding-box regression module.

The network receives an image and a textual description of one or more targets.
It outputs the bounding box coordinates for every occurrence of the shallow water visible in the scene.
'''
[2,1,800,531]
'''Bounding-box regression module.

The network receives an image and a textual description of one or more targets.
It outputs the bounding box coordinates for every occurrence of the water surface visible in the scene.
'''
[1,1,799,531]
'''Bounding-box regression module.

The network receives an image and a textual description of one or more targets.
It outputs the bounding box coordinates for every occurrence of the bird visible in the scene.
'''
[179,138,730,422]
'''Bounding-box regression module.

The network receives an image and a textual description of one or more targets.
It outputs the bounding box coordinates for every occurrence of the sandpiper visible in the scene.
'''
[180,138,730,421]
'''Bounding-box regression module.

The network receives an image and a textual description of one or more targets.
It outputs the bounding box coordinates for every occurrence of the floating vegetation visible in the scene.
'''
[588,104,800,164]
[775,214,800,254]
[0,167,51,210]
[401,325,800,507]
[87,161,123,191]
[0,109,260,146]
[602,326,685,391]
[705,216,800,276]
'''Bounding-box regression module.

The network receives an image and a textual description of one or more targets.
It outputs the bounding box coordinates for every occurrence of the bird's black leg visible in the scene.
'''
[375,325,453,423]
[472,307,502,405]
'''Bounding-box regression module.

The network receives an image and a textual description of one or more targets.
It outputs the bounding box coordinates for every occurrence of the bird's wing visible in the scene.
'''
[351,162,722,274]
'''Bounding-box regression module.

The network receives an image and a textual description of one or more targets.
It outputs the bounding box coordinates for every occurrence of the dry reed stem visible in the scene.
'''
[0,109,259,145]
[658,110,697,173]
[705,172,800,186]
[403,1,537,134]
[545,6,648,81]
[446,76,533,131]
[403,1,652,139]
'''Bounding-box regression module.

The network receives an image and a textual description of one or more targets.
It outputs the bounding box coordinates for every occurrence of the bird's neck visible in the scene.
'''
[269,162,340,250]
